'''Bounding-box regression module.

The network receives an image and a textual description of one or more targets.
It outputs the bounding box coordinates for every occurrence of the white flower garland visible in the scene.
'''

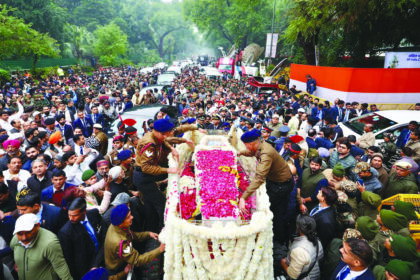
[162,129,274,280]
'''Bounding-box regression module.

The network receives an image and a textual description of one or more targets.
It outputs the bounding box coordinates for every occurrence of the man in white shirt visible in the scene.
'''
[3,157,31,192]
[0,111,13,131]
[62,151,84,186]
[73,134,99,170]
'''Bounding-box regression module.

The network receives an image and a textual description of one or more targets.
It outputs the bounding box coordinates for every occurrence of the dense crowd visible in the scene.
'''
[0,65,419,280]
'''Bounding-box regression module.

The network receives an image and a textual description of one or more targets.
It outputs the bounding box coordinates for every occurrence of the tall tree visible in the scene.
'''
[64,24,95,61]
[183,0,272,50]
[93,23,128,66]
[0,0,68,44]
[72,0,115,32]
[284,0,420,65]
[0,5,59,68]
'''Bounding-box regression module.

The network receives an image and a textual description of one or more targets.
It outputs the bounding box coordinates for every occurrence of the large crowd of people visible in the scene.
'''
[0,64,419,280]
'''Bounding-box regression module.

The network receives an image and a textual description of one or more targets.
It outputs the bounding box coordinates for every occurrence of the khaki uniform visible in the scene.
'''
[140,94,156,105]
[166,124,198,145]
[122,139,137,158]
[268,122,282,138]
[121,164,134,191]
[105,225,161,275]
[240,141,292,200]
[135,132,171,175]
[105,149,121,167]
[123,139,135,150]
[134,132,171,230]
[240,141,293,243]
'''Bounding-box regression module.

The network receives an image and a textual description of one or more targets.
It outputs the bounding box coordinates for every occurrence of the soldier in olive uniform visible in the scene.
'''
[123,126,137,150]
[197,114,207,129]
[33,94,50,111]
[133,119,179,230]
[238,129,294,244]
[93,124,109,156]
[105,204,164,278]
[117,150,135,194]
[105,136,125,167]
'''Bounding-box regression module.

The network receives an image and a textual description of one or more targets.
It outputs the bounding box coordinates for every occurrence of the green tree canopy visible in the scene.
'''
[0,4,60,68]
[183,0,272,50]
[0,0,68,44]
[93,22,128,66]
[283,0,420,66]
[64,24,95,61]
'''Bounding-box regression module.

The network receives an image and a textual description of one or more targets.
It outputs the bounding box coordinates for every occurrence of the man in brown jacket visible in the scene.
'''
[238,129,293,244]
[139,90,156,105]
[133,119,179,230]
[105,204,164,278]
[93,124,109,156]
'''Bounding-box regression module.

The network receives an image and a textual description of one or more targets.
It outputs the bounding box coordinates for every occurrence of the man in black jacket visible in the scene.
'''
[16,188,67,234]
[58,198,105,280]
[27,159,52,195]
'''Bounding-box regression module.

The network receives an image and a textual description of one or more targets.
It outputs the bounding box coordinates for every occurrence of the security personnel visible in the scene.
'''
[208,114,223,130]
[133,119,178,230]
[197,114,207,129]
[165,121,205,145]
[118,150,134,193]
[238,129,293,244]
[239,116,248,132]
[123,126,137,149]
[105,136,125,167]
[261,125,273,141]
[105,204,164,278]
[245,118,255,130]
[275,125,290,152]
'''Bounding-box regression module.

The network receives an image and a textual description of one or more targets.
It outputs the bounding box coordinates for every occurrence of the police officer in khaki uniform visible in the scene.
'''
[117,150,135,195]
[165,121,207,146]
[133,119,179,230]
[105,204,164,278]
[93,123,109,156]
[238,129,293,244]
[123,126,137,149]
[105,136,125,167]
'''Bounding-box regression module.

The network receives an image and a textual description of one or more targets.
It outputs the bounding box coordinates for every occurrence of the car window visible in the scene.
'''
[343,113,397,135]
[376,125,407,140]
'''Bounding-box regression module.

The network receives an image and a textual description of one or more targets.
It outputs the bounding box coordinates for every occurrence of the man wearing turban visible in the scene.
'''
[0,139,27,172]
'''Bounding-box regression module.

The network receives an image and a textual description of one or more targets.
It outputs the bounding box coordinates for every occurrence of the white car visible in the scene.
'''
[154,62,168,69]
[201,66,222,79]
[340,110,420,144]
[157,73,176,85]
[139,67,154,74]
[167,65,182,75]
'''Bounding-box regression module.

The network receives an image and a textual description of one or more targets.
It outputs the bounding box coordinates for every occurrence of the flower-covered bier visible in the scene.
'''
[195,149,240,219]
[177,159,197,220]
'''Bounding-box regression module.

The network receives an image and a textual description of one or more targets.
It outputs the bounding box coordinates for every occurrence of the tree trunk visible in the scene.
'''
[32,54,39,71]
[157,27,184,58]
[302,42,316,65]
[240,35,248,50]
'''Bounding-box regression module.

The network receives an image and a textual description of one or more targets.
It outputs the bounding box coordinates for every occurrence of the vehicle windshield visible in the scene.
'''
[219,65,232,71]
[343,113,397,135]
[158,74,175,83]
